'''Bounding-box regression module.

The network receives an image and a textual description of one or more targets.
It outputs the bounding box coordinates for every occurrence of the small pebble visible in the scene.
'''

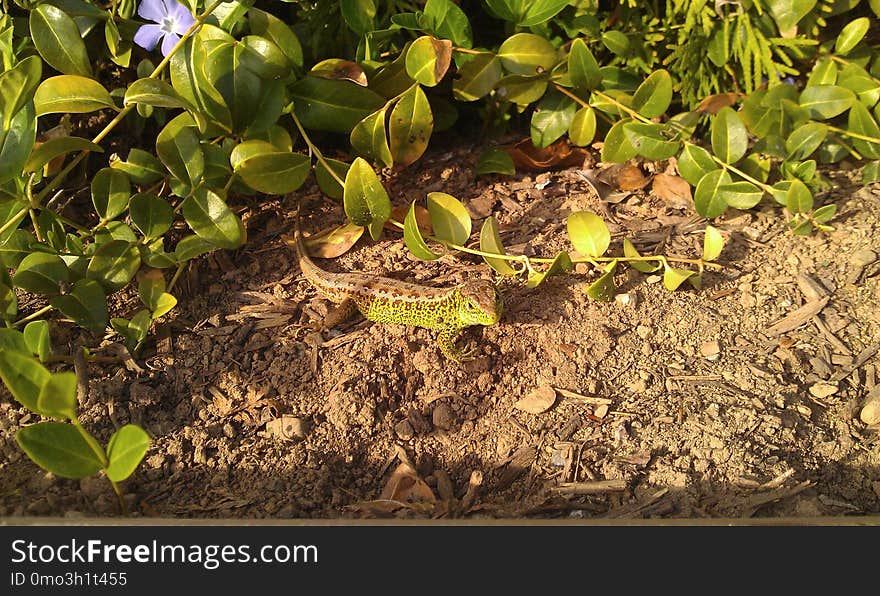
[809,381,838,399]
[394,419,415,440]
[859,387,880,425]
[514,385,557,415]
[700,340,721,361]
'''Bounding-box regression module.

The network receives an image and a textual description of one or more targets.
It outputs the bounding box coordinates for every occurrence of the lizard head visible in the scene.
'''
[457,280,503,326]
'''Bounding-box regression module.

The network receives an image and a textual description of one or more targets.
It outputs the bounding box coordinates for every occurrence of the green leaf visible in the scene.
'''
[494,74,548,106]
[530,90,576,148]
[105,424,151,482]
[24,136,102,174]
[527,250,572,288]
[110,149,166,185]
[0,283,17,322]
[182,188,246,250]
[123,78,203,129]
[111,309,151,348]
[835,17,870,56]
[0,55,42,129]
[497,33,557,76]
[479,216,517,275]
[601,119,638,163]
[36,372,77,420]
[341,0,376,34]
[767,0,815,33]
[786,179,813,214]
[677,144,720,186]
[427,192,471,245]
[170,34,232,131]
[567,211,610,258]
[808,57,838,87]
[848,102,880,160]
[130,193,174,240]
[632,70,673,118]
[623,122,680,160]
[29,4,91,77]
[702,225,724,261]
[13,253,69,296]
[156,114,204,189]
[91,167,130,222]
[799,85,856,120]
[315,159,350,200]
[0,103,36,185]
[403,201,440,261]
[86,240,141,293]
[475,147,515,176]
[568,38,601,91]
[23,320,50,363]
[517,0,571,26]
[718,181,764,210]
[694,169,732,218]
[711,107,748,164]
[388,84,433,167]
[17,422,104,479]
[248,7,303,68]
[663,265,697,291]
[0,328,28,354]
[234,149,311,194]
[586,260,617,301]
[568,106,597,147]
[623,238,660,273]
[813,204,837,224]
[350,106,393,167]
[174,235,217,262]
[786,122,828,160]
[453,53,502,102]
[405,36,452,87]
[289,76,385,134]
[0,349,50,412]
[839,74,880,108]
[601,30,630,57]
[423,0,473,47]
[343,157,391,240]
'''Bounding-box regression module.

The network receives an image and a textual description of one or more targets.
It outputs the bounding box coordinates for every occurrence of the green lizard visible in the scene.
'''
[293,213,502,361]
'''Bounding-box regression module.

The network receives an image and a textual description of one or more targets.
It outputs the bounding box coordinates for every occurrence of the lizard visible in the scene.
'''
[292,211,503,361]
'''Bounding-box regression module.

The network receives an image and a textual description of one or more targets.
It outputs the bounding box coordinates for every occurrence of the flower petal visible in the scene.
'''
[161,32,180,57]
[168,1,196,34]
[137,0,168,23]
[133,24,164,51]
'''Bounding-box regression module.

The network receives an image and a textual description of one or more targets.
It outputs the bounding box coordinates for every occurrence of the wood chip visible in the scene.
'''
[514,385,557,414]
[796,273,828,301]
[809,381,838,399]
[554,387,612,405]
[550,479,628,495]
[765,297,829,336]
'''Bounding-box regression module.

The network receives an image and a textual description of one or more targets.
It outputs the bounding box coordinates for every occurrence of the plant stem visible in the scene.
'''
[0,206,28,238]
[12,305,53,329]
[826,124,880,146]
[290,112,346,187]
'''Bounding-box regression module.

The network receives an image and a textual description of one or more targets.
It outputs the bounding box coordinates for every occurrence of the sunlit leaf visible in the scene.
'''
[567,211,610,257]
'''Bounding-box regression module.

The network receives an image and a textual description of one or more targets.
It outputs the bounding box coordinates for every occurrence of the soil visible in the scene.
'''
[1,143,879,520]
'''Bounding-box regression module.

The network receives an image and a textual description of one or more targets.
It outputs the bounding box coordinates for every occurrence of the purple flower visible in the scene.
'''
[133,0,196,57]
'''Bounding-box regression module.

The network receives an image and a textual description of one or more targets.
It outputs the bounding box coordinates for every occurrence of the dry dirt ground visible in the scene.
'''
[1,144,879,520]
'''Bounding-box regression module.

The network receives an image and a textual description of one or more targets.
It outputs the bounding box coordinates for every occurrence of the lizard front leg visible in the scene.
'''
[437,326,474,362]
[310,297,358,332]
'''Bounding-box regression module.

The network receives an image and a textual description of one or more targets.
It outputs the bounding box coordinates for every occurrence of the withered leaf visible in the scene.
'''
[506,137,590,172]
[514,385,557,414]
[311,59,368,86]
[652,173,692,208]
[696,92,742,114]
[387,203,432,235]
[598,164,649,191]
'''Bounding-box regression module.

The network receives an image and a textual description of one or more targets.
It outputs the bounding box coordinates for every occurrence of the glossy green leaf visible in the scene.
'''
[105,424,151,482]
[290,76,385,133]
[403,201,440,261]
[453,53,503,101]
[405,36,452,87]
[23,320,50,363]
[0,328,28,355]
[479,216,517,275]
[130,193,174,240]
[839,74,880,107]
[702,225,724,262]
[170,34,232,131]
[632,70,673,118]
[527,250,572,288]
[124,77,200,121]
[807,57,838,87]
[663,265,697,291]
[36,371,77,420]
[350,106,393,168]
[156,114,204,189]
[494,74,548,106]
[17,422,104,479]
[111,309,151,348]
[786,179,813,214]
[848,102,880,159]
[343,157,391,240]
[602,30,630,56]
[568,106,597,147]
[785,122,828,160]
[835,17,869,55]
[427,192,471,245]
[0,103,36,185]
[91,167,130,222]
[585,260,617,301]
[24,136,102,174]
[497,33,557,76]
[248,7,303,68]
[475,147,515,176]
[711,107,748,164]
[623,238,660,273]
[693,169,732,218]
[767,0,815,33]
[423,0,472,47]
[601,119,638,163]
[0,349,50,412]
[388,85,433,167]
[315,159,350,200]
[813,204,837,224]
[86,240,141,292]
[0,55,41,129]
[174,235,217,262]
[13,253,69,296]
[567,211,610,258]
[235,151,311,194]
[677,144,720,186]
[30,4,91,77]
[623,122,680,160]
[340,0,376,34]
[568,38,601,91]
[182,188,246,250]
[0,283,17,322]
[799,85,856,120]
[531,91,576,148]
[718,181,764,210]
[110,149,166,185]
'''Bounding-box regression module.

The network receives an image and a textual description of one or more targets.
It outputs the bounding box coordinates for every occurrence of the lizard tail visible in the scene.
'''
[293,205,330,291]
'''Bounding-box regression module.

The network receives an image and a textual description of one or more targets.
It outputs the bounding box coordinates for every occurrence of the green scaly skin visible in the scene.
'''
[294,214,503,361]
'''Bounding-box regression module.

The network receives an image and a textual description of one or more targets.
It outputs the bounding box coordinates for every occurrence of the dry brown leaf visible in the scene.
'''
[380,463,436,504]
[387,203,432,235]
[652,173,692,208]
[506,137,590,171]
[310,59,368,86]
[514,385,557,414]
[283,222,364,258]
[696,92,742,114]
[599,164,649,191]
